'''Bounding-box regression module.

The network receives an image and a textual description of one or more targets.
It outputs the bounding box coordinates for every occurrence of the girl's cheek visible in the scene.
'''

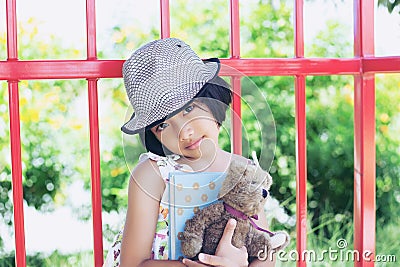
[160,132,177,144]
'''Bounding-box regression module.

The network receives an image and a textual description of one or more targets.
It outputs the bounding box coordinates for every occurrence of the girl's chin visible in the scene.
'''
[181,149,216,161]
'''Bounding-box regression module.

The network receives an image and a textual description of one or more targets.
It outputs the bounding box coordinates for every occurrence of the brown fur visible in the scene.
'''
[180,160,289,259]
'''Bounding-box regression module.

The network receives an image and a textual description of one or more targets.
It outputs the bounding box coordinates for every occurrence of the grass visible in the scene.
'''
[43,251,94,267]
[275,214,399,267]
[1,217,398,266]
[0,250,93,267]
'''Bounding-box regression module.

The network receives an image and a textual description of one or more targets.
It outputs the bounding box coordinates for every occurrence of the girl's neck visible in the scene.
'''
[178,149,232,172]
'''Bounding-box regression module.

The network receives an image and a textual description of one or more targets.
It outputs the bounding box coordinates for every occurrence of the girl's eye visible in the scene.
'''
[183,104,194,115]
[156,122,169,132]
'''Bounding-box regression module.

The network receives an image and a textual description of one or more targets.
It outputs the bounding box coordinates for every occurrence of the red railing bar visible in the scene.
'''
[353,74,376,267]
[229,0,240,59]
[220,58,362,76]
[6,0,17,60]
[229,0,242,155]
[294,0,304,58]
[354,0,375,58]
[86,0,97,60]
[0,58,362,80]
[86,1,103,266]
[8,82,26,267]
[231,77,242,155]
[88,79,103,267]
[362,57,400,73]
[6,0,18,60]
[294,0,307,266]
[160,0,170,38]
[294,75,307,267]
[353,0,376,266]
[6,0,27,266]
[2,57,400,81]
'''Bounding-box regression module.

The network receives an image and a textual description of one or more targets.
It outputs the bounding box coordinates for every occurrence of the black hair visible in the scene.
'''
[139,76,232,156]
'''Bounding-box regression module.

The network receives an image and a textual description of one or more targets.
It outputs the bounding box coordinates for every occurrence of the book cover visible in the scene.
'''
[167,171,226,260]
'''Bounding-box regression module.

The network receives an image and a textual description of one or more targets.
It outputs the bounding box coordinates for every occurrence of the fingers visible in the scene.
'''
[197,253,248,267]
[192,219,247,267]
[182,258,209,267]
[219,218,237,245]
[198,253,228,266]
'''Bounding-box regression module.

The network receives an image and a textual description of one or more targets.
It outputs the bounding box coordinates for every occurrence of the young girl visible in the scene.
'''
[104,38,276,267]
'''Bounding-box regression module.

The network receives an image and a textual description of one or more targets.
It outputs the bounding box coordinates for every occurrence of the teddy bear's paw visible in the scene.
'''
[270,231,290,251]
[246,232,271,258]
[181,233,203,258]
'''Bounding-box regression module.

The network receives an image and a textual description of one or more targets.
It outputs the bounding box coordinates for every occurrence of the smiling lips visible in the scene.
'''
[185,137,204,150]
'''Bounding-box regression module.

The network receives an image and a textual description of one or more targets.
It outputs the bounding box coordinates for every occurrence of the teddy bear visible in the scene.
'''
[180,160,290,260]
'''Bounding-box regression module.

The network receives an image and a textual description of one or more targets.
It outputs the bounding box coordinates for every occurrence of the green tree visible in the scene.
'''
[0,22,84,247]
[378,0,400,14]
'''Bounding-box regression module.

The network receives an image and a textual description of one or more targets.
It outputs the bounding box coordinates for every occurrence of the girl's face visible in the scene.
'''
[151,101,220,160]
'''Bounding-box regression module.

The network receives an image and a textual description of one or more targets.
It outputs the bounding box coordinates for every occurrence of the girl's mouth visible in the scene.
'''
[185,137,204,150]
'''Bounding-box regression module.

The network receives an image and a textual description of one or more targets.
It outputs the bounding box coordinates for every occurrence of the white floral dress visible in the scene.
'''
[103,152,188,266]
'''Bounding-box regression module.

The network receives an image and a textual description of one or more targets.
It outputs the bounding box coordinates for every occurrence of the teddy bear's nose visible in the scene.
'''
[262,189,268,198]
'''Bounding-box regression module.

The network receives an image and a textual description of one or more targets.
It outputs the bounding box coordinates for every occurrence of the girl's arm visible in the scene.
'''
[119,159,185,267]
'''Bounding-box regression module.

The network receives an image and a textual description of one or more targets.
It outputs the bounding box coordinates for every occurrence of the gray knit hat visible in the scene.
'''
[121,38,220,134]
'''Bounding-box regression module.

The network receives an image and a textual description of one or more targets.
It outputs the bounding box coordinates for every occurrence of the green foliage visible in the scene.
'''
[375,74,400,224]
[0,250,93,267]
[376,217,400,264]
[0,253,45,267]
[169,0,230,58]
[306,20,352,57]
[240,0,294,58]
[378,0,400,14]
[22,132,63,211]
[100,143,143,213]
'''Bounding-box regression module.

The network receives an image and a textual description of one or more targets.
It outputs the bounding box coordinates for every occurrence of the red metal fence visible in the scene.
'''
[2,0,400,266]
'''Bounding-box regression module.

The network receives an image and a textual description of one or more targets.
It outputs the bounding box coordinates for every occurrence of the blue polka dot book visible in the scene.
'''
[167,171,226,260]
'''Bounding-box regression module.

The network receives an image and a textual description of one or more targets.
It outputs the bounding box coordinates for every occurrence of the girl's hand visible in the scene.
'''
[182,219,248,267]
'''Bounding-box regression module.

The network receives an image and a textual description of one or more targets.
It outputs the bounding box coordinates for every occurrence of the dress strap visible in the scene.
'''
[139,152,182,183]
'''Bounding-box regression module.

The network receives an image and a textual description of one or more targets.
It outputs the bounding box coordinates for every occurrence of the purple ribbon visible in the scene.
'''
[223,203,275,237]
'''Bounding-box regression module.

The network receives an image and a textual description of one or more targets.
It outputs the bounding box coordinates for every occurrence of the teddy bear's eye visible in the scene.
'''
[262,189,268,198]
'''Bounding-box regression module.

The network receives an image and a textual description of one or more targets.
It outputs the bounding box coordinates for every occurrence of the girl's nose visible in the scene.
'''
[179,123,194,141]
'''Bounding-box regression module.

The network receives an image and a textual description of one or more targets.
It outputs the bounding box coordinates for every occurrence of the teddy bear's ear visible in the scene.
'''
[228,160,248,173]
[218,160,248,198]
[254,166,273,189]
[241,164,273,194]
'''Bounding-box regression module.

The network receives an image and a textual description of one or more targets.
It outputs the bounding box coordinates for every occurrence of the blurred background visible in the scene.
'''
[0,0,399,266]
